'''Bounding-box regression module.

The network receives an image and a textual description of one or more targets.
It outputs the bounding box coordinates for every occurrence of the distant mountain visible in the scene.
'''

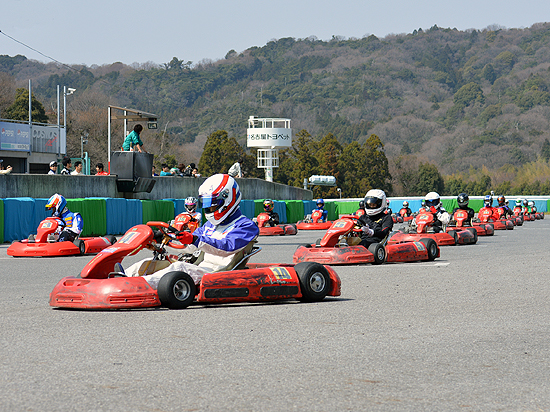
[3,22,550,177]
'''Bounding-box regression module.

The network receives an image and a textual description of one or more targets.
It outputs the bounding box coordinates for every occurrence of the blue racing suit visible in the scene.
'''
[313,207,328,222]
[58,209,83,242]
[126,209,259,287]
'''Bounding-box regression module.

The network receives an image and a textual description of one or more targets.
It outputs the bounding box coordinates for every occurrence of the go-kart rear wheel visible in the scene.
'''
[367,243,386,264]
[105,235,117,244]
[419,238,438,261]
[74,239,86,255]
[466,227,478,244]
[447,230,458,245]
[157,271,196,309]
[295,262,330,302]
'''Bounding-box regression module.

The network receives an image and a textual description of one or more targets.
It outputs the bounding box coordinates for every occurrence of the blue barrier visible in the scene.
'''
[240,200,256,220]
[274,200,287,223]
[3,198,38,242]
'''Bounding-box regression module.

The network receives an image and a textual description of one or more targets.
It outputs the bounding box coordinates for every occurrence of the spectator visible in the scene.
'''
[48,161,58,175]
[152,165,159,176]
[122,124,145,152]
[160,164,172,176]
[171,167,182,176]
[71,160,84,175]
[95,163,109,176]
[182,163,195,176]
[192,167,201,178]
[178,163,186,175]
[60,158,72,175]
[0,160,12,175]
[228,158,243,178]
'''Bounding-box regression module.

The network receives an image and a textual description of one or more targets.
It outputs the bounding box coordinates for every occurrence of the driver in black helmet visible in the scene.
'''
[452,193,475,226]
[357,189,393,248]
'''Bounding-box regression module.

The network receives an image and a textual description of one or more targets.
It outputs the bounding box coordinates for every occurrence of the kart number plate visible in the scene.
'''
[333,221,347,228]
[413,242,425,251]
[41,222,53,229]
[119,232,139,244]
[270,267,292,280]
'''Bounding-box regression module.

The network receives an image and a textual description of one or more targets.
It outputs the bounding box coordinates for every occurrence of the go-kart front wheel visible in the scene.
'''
[295,262,330,302]
[157,271,196,309]
[368,243,386,264]
[420,238,438,261]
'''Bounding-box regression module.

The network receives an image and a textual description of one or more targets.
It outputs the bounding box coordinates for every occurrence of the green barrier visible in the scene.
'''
[469,199,483,212]
[325,201,337,221]
[284,200,304,223]
[253,199,264,217]
[441,198,457,213]
[334,201,358,216]
[0,199,4,243]
[66,198,107,237]
[141,200,175,224]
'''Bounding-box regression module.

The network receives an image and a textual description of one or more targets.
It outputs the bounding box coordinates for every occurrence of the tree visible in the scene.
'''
[314,133,342,198]
[338,141,367,197]
[363,134,392,194]
[199,130,241,176]
[541,138,550,162]
[284,129,319,188]
[4,88,48,123]
[415,162,444,195]
[0,73,15,117]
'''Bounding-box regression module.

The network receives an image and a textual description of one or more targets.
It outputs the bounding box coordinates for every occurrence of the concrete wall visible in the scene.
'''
[0,174,313,200]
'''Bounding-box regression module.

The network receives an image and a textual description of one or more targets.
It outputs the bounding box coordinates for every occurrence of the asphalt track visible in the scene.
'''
[0,218,549,411]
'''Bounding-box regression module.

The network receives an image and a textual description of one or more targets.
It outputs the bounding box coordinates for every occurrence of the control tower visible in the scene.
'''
[246,116,292,182]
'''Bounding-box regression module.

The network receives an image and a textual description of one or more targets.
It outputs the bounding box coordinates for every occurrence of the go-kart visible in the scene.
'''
[392,214,404,223]
[389,211,477,246]
[255,212,298,236]
[296,210,332,230]
[293,215,439,265]
[398,208,415,222]
[477,207,514,230]
[496,208,522,226]
[7,217,116,257]
[448,209,494,237]
[50,221,341,310]
[171,212,200,233]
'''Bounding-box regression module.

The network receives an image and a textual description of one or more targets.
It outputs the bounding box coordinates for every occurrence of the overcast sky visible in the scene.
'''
[1,0,550,67]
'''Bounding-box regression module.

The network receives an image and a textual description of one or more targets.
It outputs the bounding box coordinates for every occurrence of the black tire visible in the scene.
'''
[157,271,196,309]
[447,230,458,245]
[298,243,312,249]
[295,262,330,302]
[367,243,386,264]
[419,238,438,261]
[315,238,321,246]
[74,239,86,255]
[105,235,117,244]
[466,227,478,244]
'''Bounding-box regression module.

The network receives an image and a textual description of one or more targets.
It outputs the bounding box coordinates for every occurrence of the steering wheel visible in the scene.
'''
[146,221,186,249]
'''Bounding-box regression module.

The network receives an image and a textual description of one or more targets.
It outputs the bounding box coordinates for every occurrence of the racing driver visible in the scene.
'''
[357,189,393,248]
[121,174,259,287]
[45,194,83,242]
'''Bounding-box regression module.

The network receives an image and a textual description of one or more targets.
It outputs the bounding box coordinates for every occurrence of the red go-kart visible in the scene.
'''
[448,209,494,237]
[50,221,341,310]
[389,211,477,246]
[7,217,116,257]
[172,212,200,233]
[296,210,332,230]
[398,208,415,222]
[477,207,514,230]
[256,213,298,236]
[293,215,439,265]
[496,208,523,226]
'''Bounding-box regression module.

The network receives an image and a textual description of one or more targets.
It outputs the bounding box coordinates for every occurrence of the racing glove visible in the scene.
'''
[176,231,197,245]
[361,224,375,237]
[429,206,438,214]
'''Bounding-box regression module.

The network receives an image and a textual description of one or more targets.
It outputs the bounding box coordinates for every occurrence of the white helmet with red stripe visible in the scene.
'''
[198,174,241,225]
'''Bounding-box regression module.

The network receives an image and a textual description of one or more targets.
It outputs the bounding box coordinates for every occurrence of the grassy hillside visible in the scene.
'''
[2,22,550,193]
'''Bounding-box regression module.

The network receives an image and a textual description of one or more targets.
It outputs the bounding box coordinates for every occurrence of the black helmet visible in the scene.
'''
[359,200,365,209]
[457,193,469,208]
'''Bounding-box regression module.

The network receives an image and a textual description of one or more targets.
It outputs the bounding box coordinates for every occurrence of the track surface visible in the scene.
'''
[1,218,549,411]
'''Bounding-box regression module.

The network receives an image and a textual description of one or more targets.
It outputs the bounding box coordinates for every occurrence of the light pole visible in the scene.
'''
[81,133,88,160]
[63,86,76,129]
[337,188,342,199]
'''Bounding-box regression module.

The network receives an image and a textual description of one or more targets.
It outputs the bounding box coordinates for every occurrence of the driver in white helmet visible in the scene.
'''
[357,189,394,248]
[183,196,202,222]
[122,174,259,287]
[424,191,450,232]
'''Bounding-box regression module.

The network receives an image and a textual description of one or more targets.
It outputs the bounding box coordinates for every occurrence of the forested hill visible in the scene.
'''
[2,22,550,193]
